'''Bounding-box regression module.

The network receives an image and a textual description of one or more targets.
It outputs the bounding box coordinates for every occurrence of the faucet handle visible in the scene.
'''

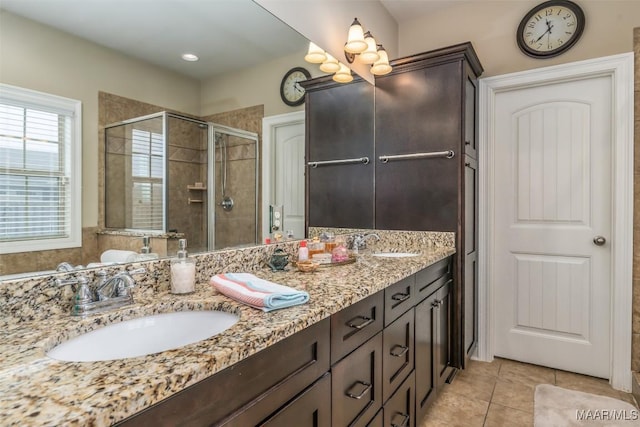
[128,268,146,276]
[74,276,94,305]
[53,277,80,288]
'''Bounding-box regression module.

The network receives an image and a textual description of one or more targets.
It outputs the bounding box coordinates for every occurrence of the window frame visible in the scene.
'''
[0,83,82,254]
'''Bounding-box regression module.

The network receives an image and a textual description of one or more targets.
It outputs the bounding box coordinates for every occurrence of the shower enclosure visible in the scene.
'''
[104,112,258,252]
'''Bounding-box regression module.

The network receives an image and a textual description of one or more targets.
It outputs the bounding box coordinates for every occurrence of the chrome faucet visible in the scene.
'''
[53,268,145,316]
[350,233,381,253]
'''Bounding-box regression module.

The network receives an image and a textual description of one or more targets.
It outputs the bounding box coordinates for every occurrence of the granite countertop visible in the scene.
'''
[0,246,455,426]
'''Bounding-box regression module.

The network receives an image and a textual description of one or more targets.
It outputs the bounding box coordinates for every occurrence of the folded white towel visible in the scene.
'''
[210,273,309,312]
[100,249,138,263]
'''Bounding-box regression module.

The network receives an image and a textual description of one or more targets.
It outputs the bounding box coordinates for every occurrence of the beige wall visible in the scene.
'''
[200,50,323,117]
[398,0,640,77]
[0,10,201,228]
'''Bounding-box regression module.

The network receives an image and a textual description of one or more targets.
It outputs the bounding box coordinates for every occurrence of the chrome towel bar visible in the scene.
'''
[378,150,455,163]
[308,157,370,168]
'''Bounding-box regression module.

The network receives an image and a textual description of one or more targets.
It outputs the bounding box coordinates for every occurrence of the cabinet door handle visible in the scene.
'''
[465,140,471,146]
[390,344,409,357]
[391,413,410,427]
[346,381,372,399]
[346,315,374,330]
[391,292,410,303]
[431,300,440,308]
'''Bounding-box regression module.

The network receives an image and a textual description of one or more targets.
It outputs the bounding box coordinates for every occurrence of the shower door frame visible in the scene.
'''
[207,123,260,250]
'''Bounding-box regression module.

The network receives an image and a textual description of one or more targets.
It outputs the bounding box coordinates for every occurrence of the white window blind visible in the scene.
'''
[0,84,81,254]
[131,129,163,230]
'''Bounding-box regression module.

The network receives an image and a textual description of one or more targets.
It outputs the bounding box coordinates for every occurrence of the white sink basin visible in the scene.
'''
[372,252,420,258]
[47,310,239,362]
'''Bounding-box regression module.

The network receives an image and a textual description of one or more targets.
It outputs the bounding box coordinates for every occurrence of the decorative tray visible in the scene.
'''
[293,255,357,269]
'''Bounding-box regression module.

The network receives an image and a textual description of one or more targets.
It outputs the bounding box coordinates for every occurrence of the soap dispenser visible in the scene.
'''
[137,236,159,261]
[170,238,196,294]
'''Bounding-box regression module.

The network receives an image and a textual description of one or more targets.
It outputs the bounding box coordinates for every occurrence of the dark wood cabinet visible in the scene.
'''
[331,290,384,364]
[384,275,415,327]
[117,256,454,427]
[373,43,482,368]
[382,308,414,403]
[383,372,415,427]
[463,156,478,357]
[302,76,375,229]
[305,43,482,369]
[259,373,331,427]
[117,318,330,427]
[332,332,383,427]
[415,268,453,423]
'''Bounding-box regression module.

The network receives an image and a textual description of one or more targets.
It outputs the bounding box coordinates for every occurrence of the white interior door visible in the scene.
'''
[493,75,612,378]
[262,112,305,240]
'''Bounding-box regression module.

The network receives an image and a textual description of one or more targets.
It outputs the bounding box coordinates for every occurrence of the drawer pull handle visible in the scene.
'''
[347,315,374,330]
[391,413,410,427]
[390,345,409,357]
[391,292,410,303]
[346,381,372,399]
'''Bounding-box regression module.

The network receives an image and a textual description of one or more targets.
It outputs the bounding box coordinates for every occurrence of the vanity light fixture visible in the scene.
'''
[370,46,392,76]
[344,18,367,53]
[319,53,340,73]
[304,42,327,63]
[333,63,353,83]
[359,32,380,64]
[181,53,199,62]
[303,18,391,83]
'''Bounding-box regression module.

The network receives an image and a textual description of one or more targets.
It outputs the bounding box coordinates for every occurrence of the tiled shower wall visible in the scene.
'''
[632,27,640,371]
[203,106,263,249]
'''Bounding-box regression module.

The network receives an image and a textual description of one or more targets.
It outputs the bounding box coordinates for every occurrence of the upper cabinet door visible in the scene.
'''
[305,78,375,229]
[374,61,463,231]
[375,61,463,157]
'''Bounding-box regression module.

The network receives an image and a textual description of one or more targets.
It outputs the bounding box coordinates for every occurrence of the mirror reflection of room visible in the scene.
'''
[0,0,315,278]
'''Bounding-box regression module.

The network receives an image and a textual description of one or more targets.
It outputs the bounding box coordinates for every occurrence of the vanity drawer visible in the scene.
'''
[225,373,331,427]
[383,371,415,427]
[384,275,414,326]
[117,318,330,426]
[382,308,414,403]
[331,291,384,363]
[415,257,451,302]
[332,333,383,427]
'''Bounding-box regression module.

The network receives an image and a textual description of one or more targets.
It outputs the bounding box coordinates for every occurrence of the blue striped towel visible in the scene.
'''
[210,273,310,312]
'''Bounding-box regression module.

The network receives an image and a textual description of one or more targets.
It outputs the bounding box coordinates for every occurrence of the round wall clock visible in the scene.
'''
[517,0,585,58]
[280,67,311,107]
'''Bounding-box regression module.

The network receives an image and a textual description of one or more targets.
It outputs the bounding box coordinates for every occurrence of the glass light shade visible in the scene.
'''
[333,63,353,83]
[370,47,392,76]
[359,32,379,64]
[304,42,327,64]
[319,53,340,73]
[344,18,367,54]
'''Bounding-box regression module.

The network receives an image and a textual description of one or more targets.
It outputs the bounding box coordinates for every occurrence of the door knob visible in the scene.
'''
[593,236,606,246]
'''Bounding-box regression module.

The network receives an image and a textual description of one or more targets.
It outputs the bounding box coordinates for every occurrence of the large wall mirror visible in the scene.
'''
[0,0,335,279]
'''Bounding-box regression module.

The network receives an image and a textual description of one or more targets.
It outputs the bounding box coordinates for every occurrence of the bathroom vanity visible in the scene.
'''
[0,231,455,426]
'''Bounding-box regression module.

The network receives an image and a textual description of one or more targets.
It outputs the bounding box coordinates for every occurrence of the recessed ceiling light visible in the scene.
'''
[181,53,199,62]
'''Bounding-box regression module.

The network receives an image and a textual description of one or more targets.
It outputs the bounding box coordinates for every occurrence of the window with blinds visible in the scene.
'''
[131,128,164,230]
[0,84,81,254]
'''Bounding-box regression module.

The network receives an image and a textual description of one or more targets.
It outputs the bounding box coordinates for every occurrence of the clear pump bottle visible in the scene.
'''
[170,239,196,294]
[136,236,159,261]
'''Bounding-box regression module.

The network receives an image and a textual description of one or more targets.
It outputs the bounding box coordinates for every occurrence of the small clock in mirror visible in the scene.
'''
[517,0,585,58]
[280,67,310,106]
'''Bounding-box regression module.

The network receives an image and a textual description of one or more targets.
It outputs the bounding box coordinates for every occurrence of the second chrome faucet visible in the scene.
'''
[54,268,145,316]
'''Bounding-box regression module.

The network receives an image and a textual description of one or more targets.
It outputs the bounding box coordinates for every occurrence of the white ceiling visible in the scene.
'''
[2,0,488,81]
[0,0,309,80]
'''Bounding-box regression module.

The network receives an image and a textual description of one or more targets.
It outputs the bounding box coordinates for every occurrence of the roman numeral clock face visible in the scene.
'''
[517,0,585,58]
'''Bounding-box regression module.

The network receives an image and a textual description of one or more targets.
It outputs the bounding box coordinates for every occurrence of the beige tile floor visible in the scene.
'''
[419,357,637,427]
